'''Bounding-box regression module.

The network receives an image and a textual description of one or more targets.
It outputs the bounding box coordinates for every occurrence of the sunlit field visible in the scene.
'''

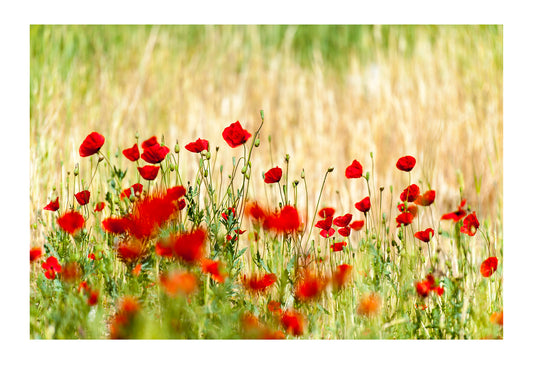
[29,25,502,339]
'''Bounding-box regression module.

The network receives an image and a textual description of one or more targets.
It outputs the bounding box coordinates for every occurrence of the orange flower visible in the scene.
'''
[356,292,381,317]
[201,258,227,283]
[243,273,277,293]
[332,264,353,291]
[281,310,305,336]
[490,311,503,326]
[159,271,198,297]
[294,270,327,302]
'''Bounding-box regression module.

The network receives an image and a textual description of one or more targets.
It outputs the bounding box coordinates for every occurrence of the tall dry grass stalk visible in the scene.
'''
[30,26,502,238]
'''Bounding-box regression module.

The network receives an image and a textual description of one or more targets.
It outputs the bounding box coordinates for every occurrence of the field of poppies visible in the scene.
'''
[30,112,502,339]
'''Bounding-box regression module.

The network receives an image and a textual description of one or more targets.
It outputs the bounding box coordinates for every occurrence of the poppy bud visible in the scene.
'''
[327,167,334,173]
[260,109,264,120]
[203,170,208,178]
[169,165,175,172]
[205,151,211,160]
[241,167,247,174]
[293,180,299,187]
[245,171,250,180]
[301,169,305,179]
[254,139,260,147]
[174,143,180,154]
[73,163,79,176]
[98,156,104,162]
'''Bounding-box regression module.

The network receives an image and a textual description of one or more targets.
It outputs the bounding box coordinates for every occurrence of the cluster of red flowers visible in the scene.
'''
[245,202,301,234]
[415,274,444,298]
[314,206,365,241]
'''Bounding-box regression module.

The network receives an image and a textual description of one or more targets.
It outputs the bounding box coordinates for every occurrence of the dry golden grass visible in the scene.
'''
[30,26,502,238]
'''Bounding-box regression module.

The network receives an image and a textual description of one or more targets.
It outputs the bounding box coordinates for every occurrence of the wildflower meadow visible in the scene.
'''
[29,25,504,342]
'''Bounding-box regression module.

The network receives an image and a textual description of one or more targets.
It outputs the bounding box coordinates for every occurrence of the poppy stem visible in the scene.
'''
[303,169,332,254]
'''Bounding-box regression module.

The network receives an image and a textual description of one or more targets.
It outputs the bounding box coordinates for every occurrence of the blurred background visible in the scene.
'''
[30,25,502,230]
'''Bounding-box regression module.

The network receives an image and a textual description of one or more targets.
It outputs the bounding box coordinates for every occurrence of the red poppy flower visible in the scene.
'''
[160,271,198,297]
[414,228,434,243]
[141,136,158,150]
[185,138,209,153]
[415,280,432,298]
[414,190,436,206]
[201,258,227,283]
[400,184,420,202]
[141,144,170,164]
[88,253,96,260]
[264,166,283,183]
[396,212,414,227]
[263,205,301,234]
[356,293,381,317]
[332,264,352,290]
[164,185,186,201]
[441,199,467,222]
[60,261,82,283]
[267,300,282,315]
[295,271,326,302]
[331,241,347,252]
[355,196,371,213]
[57,211,85,234]
[102,217,129,234]
[94,202,105,212]
[75,190,91,206]
[243,273,277,292]
[320,228,336,238]
[315,216,333,230]
[396,155,416,172]
[44,197,59,211]
[122,143,140,162]
[222,120,252,148]
[41,256,62,279]
[349,220,365,231]
[460,212,480,236]
[157,228,207,264]
[318,207,335,218]
[87,290,99,306]
[79,132,105,157]
[245,201,267,223]
[338,227,351,237]
[109,296,141,339]
[333,213,353,228]
[480,257,498,277]
[30,247,43,263]
[281,310,305,336]
[221,207,236,221]
[397,203,418,217]
[117,239,146,265]
[178,199,186,210]
[138,165,160,180]
[120,183,144,200]
[415,274,443,297]
[345,159,363,179]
